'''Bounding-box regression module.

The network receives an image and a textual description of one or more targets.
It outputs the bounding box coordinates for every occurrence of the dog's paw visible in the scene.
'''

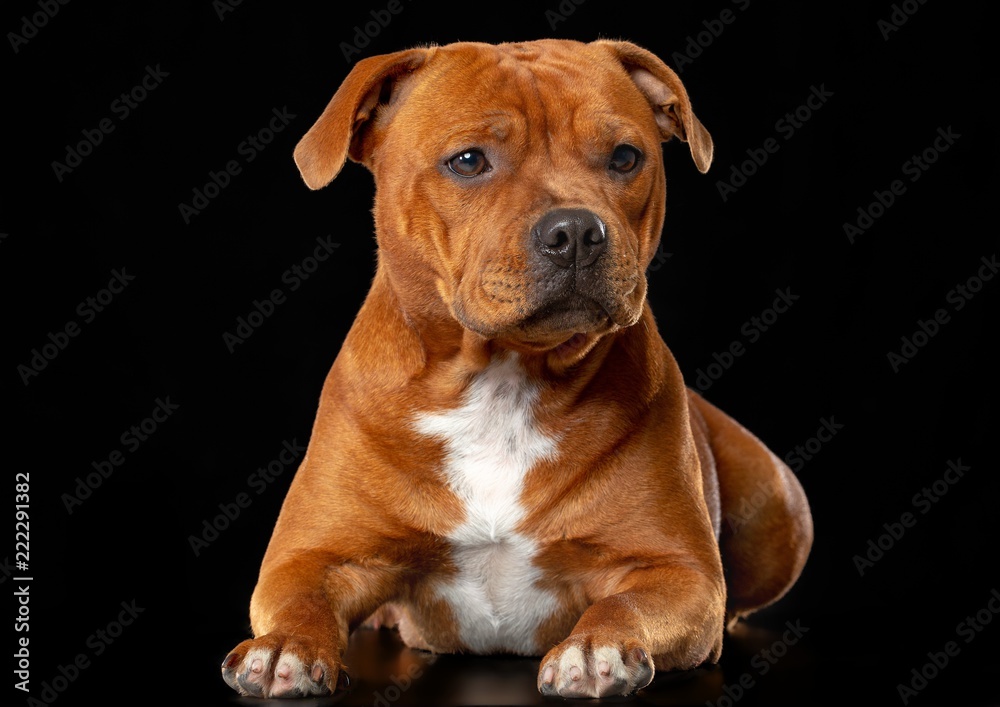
[537,637,654,698]
[221,633,348,698]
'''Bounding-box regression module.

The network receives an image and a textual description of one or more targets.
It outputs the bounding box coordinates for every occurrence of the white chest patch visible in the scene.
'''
[414,353,560,655]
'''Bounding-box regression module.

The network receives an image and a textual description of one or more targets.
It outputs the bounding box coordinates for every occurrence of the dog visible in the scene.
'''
[221,38,813,699]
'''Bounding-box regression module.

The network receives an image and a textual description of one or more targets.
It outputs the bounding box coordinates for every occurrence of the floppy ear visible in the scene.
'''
[293,47,430,190]
[595,40,713,174]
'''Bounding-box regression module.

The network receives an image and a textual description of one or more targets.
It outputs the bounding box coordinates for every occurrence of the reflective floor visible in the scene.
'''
[212,621,824,707]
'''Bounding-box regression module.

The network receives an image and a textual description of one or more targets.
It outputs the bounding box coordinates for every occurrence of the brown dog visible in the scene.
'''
[221,38,812,699]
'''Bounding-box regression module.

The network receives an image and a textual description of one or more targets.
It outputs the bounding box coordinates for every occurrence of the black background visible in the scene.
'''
[3,1,998,706]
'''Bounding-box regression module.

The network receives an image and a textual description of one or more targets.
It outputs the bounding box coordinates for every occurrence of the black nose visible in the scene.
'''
[532,208,608,268]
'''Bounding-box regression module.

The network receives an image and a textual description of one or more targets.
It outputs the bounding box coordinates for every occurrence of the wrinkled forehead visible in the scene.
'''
[391,41,655,152]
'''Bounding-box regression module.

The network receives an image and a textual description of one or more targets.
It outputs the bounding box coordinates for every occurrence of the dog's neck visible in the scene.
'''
[335,262,672,409]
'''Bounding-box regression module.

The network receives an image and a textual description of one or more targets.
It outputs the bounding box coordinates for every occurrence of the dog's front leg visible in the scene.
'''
[222,550,399,698]
[538,563,725,698]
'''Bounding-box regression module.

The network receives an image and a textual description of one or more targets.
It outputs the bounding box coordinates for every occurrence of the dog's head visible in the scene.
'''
[294,39,711,362]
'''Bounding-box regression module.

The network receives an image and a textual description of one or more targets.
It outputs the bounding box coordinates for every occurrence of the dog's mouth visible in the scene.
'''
[520,295,612,335]
[452,267,645,358]
[480,295,618,359]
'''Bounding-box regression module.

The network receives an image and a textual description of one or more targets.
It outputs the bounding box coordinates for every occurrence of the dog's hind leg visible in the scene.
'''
[687,390,813,628]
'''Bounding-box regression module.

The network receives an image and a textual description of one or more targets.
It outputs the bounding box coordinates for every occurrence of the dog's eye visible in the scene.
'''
[447,150,491,177]
[609,144,641,174]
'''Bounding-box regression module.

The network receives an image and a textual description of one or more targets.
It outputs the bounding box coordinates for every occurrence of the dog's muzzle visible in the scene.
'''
[517,208,620,335]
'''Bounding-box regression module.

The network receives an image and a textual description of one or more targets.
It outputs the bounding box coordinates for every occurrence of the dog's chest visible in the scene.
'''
[414,354,559,654]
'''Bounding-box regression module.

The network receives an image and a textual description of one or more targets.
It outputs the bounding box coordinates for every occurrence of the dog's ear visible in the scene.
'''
[293,48,430,190]
[596,40,713,174]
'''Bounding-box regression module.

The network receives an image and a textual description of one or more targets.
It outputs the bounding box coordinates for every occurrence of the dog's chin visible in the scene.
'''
[518,297,613,339]
[459,296,628,361]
